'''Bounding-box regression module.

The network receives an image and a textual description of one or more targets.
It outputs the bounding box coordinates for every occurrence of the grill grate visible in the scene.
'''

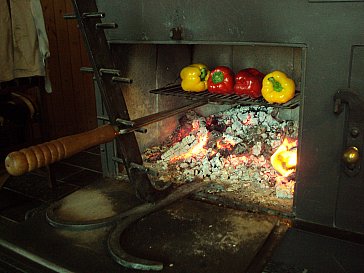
[150,85,300,109]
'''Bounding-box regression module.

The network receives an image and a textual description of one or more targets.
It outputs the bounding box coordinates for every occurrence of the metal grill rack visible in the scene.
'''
[150,84,300,109]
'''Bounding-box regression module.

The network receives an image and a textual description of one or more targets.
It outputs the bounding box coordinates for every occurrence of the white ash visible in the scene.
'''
[275,177,295,199]
[145,105,298,198]
[161,134,196,161]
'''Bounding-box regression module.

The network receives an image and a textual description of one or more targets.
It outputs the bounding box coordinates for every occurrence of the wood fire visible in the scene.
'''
[144,105,299,206]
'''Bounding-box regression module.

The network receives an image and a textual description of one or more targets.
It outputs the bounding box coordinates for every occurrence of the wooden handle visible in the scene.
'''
[5,124,117,176]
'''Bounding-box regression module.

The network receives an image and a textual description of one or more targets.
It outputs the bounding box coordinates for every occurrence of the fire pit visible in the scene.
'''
[142,105,298,215]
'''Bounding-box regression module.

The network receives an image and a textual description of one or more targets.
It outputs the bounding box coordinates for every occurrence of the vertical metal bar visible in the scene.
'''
[71,0,157,201]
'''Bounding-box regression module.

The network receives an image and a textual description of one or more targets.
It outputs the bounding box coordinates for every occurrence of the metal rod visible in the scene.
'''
[99,68,121,76]
[82,12,105,18]
[118,100,208,135]
[63,13,77,19]
[80,67,94,73]
[112,156,124,164]
[96,115,110,121]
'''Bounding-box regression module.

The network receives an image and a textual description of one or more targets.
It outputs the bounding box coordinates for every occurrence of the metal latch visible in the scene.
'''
[334,90,364,176]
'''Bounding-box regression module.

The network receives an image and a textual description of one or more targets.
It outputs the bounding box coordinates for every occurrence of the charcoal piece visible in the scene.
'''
[206,116,227,132]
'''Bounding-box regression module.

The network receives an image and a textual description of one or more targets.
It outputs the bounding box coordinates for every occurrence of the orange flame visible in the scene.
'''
[271,138,298,177]
[170,133,209,162]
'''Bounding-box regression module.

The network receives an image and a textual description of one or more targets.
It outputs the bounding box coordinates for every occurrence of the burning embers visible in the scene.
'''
[144,105,298,200]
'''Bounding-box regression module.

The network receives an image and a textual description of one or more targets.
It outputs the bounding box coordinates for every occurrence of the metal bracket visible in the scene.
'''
[334,90,364,176]
[96,23,118,29]
[129,162,158,177]
[71,0,159,201]
[170,27,183,40]
[112,76,133,84]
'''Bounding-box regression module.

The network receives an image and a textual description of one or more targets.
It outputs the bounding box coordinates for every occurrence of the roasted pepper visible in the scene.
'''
[233,68,265,98]
[261,71,295,104]
[180,63,210,92]
[207,66,235,94]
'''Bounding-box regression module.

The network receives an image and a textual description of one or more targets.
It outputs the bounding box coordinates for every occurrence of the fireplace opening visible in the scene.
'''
[109,43,304,217]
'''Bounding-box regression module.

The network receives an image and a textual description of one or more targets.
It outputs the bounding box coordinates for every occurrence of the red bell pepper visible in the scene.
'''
[207,66,235,94]
[233,68,265,98]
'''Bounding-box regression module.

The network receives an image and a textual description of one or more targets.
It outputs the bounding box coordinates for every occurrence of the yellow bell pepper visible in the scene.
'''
[180,63,210,92]
[261,71,295,104]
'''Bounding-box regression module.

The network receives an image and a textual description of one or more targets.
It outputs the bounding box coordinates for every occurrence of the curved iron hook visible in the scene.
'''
[107,179,208,271]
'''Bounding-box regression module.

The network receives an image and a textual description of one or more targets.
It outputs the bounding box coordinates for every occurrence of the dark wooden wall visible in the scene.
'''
[41,0,97,139]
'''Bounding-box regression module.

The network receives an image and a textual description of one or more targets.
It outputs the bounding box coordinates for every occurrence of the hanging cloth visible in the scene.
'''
[0,0,52,93]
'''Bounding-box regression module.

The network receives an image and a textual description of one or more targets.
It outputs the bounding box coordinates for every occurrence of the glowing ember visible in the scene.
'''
[242,113,252,125]
[271,137,298,177]
[170,133,209,162]
[223,155,248,167]
[216,138,236,150]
